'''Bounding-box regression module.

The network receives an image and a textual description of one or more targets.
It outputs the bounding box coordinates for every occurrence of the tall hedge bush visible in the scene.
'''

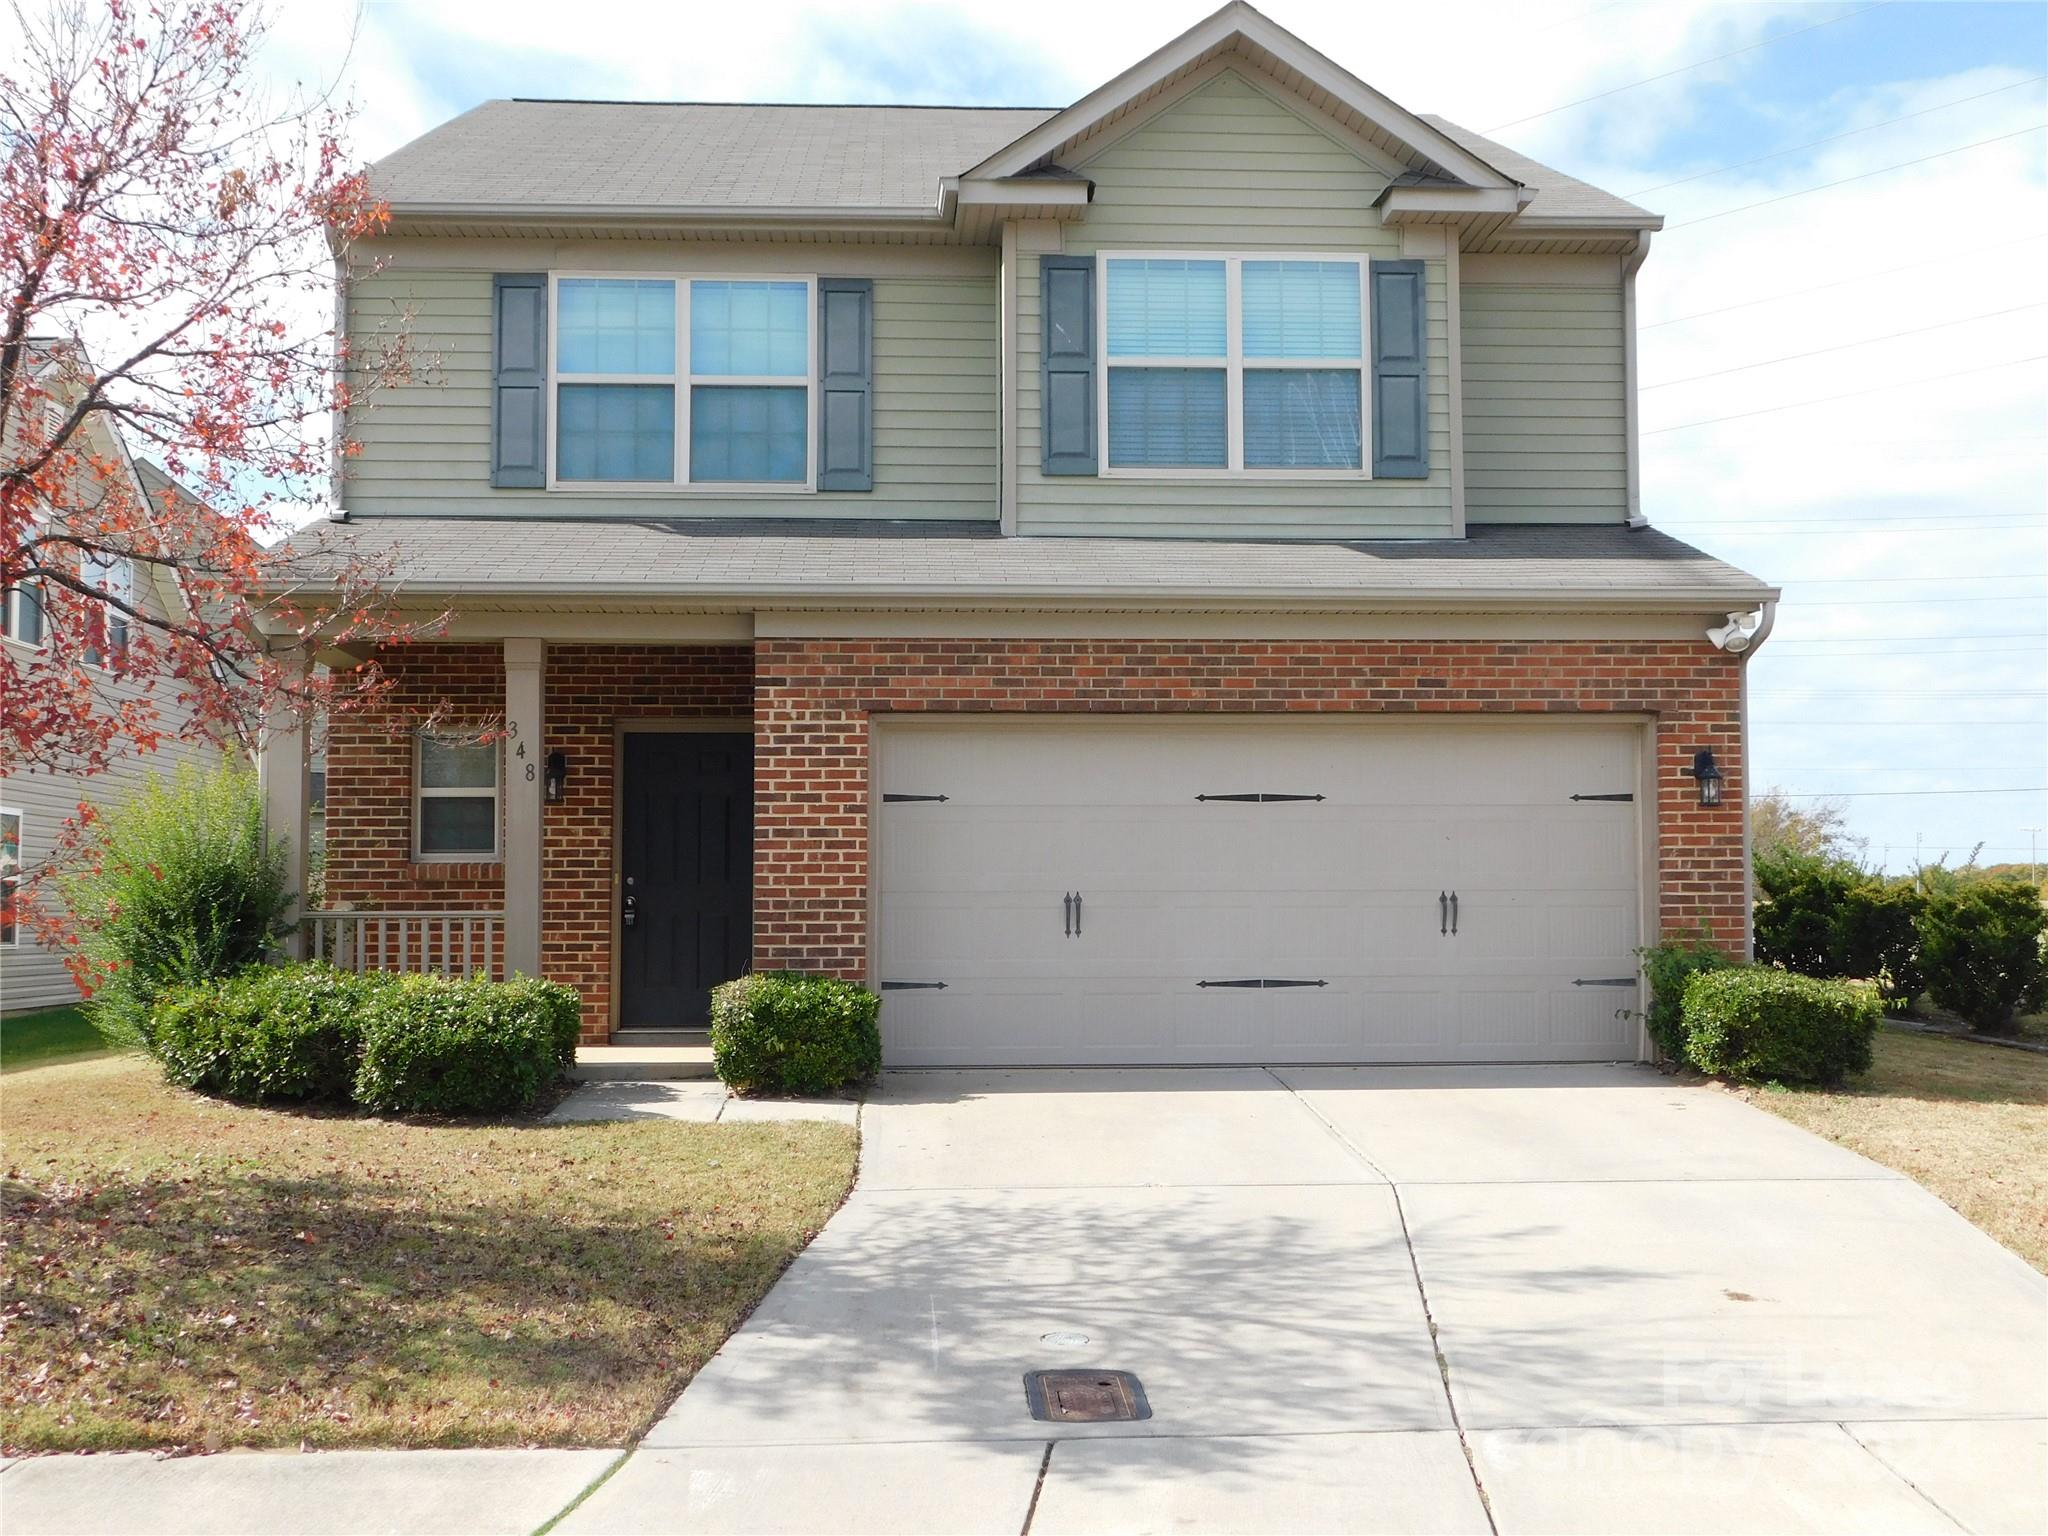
[54,765,291,1050]
[1682,967,1879,1085]
[1752,850,1924,1005]
[1918,880,2047,1034]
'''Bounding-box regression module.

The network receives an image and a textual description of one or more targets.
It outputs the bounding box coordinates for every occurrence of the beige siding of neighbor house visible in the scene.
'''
[1460,257,1629,524]
[1016,68,1455,540]
[343,242,1000,522]
[3,583,221,1014]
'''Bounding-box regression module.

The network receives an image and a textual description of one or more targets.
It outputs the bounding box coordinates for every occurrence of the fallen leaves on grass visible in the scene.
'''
[1,1058,857,1453]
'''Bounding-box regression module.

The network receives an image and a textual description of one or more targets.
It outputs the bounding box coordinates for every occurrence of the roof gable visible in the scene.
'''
[964,1,1517,192]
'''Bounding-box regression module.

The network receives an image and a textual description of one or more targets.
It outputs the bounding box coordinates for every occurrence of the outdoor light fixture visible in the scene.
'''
[545,750,569,804]
[1691,749,1724,807]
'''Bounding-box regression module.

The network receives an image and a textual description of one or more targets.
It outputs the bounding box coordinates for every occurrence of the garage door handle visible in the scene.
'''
[1063,892,1073,936]
[1439,891,1448,936]
[1451,891,1459,936]
[1074,892,1083,936]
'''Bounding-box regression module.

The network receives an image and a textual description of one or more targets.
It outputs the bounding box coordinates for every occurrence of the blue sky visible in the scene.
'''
[261,0,2048,873]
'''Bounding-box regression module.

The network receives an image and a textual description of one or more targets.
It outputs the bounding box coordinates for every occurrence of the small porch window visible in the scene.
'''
[1,807,21,946]
[416,733,501,860]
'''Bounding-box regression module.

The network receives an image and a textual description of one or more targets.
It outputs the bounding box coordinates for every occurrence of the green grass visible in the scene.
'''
[1,1056,859,1454]
[0,1005,114,1073]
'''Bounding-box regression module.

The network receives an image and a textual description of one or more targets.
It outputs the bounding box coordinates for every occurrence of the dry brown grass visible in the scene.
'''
[1738,1028,2048,1273]
[1,1057,857,1454]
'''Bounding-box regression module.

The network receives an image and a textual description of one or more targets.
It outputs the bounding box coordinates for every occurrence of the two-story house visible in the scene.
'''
[279,2,1776,1066]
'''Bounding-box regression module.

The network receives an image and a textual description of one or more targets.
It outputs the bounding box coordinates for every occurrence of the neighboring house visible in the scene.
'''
[283,2,1776,1064]
[1,356,221,1013]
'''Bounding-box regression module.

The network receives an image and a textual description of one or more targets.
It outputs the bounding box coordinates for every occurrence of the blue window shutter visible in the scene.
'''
[492,274,548,488]
[817,278,873,491]
[1369,259,1428,479]
[1041,255,1097,476]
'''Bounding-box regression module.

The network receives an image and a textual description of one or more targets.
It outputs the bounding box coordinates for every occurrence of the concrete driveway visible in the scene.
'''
[564,1065,2048,1536]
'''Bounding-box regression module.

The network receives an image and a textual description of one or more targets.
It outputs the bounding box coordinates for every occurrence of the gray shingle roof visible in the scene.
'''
[1421,116,1657,225]
[369,98,1652,227]
[371,101,1057,213]
[284,519,1771,608]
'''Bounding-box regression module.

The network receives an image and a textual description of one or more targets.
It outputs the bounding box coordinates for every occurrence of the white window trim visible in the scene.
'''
[2,582,46,653]
[1,805,21,947]
[544,272,820,495]
[413,731,503,864]
[1094,249,1373,481]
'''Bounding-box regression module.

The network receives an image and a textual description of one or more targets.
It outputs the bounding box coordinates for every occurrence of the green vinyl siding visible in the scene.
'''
[1017,68,1454,539]
[1461,283,1627,523]
[344,271,998,521]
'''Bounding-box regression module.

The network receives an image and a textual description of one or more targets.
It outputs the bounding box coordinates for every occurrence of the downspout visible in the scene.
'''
[1738,598,1778,960]
[1622,233,1652,529]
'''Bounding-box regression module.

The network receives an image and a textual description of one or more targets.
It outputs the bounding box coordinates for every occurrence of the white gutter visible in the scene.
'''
[1737,598,1778,959]
[1622,232,1653,528]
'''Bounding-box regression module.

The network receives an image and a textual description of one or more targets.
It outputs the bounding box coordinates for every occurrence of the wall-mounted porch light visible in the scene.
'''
[1691,749,1724,807]
[545,750,569,804]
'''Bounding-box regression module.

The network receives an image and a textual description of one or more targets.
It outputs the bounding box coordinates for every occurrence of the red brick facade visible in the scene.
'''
[325,635,1745,1043]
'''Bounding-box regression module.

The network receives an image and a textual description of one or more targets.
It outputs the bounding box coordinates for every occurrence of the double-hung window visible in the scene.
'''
[416,732,501,860]
[82,554,132,663]
[1,582,45,647]
[551,276,814,488]
[1101,253,1367,475]
[1,807,20,947]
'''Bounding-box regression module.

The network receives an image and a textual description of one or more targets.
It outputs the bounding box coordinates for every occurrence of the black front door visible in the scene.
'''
[618,731,753,1028]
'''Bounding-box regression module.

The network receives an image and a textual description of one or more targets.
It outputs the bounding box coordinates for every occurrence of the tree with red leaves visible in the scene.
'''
[2,0,424,783]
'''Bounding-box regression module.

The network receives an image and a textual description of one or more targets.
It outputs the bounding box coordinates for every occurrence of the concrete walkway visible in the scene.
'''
[6,1066,2043,1534]
[565,1065,2046,1535]
[543,1079,858,1125]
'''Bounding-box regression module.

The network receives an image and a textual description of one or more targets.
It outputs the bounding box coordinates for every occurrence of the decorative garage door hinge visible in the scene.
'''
[883,793,949,803]
[1194,793,1326,803]
[1572,977,1638,987]
[1569,792,1634,802]
[1196,978,1329,988]
[881,980,948,991]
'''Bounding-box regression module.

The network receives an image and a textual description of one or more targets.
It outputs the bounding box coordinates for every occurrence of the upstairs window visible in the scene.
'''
[551,276,814,489]
[1101,253,1366,476]
[82,554,133,664]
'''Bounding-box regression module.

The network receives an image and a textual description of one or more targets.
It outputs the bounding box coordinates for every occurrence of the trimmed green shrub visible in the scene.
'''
[1681,967,1880,1085]
[353,973,583,1115]
[151,964,393,1102]
[54,765,292,1052]
[711,972,881,1095]
[1638,933,1733,1059]
[1753,850,1925,1006]
[1918,879,2048,1034]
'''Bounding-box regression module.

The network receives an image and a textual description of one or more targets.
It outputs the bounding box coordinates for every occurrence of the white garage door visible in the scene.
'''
[875,719,1645,1067]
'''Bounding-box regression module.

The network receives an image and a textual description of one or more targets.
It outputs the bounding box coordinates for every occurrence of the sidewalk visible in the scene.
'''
[0,1449,621,1536]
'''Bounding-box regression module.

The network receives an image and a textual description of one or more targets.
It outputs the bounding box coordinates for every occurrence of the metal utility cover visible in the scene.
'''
[1024,1370,1151,1423]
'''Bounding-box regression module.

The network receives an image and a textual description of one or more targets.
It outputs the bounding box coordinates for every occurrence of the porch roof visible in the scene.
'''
[282,519,1774,612]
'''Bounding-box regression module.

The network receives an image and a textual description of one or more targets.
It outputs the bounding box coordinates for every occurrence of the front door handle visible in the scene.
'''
[623,892,638,930]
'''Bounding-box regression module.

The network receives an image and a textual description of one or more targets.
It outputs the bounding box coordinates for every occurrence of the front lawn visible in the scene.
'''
[1737,1027,2048,1273]
[1,1005,113,1073]
[1,1057,858,1454]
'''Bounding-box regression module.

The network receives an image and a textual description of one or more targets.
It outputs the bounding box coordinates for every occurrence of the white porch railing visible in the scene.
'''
[305,910,504,980]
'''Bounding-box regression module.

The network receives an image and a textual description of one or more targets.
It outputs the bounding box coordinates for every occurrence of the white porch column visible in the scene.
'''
[258,658,312,959]
[502,638,545,977]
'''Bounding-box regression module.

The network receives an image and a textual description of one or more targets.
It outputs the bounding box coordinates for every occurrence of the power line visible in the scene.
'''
[1766,631,2048,644]
[1772,644,2048,657]
[1640,303,2048,391]
[1643,354,2048,435]
[1666,123,2047,230]
[1640,232,2048,330]
[1483,4,1882,132]
[1753,720,2046,725]
[1623,75,2048,196]
[1756,688,2047,697]
[1769,786,2048,798]
[1783,594,2048,608]
[1775,572,2047,585]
